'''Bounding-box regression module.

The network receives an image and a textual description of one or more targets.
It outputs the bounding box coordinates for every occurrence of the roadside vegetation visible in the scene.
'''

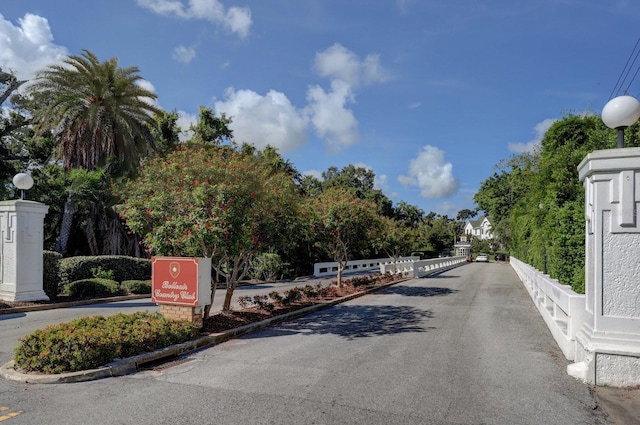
[474,115,640,293]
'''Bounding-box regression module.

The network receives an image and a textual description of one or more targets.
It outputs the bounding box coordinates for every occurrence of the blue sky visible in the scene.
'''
[1,0,638,216]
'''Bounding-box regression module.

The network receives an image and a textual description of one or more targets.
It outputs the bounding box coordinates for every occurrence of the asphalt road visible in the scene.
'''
[0,264,609,424]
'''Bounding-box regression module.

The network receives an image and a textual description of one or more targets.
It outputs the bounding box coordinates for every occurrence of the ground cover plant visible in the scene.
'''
[14,312,199,374]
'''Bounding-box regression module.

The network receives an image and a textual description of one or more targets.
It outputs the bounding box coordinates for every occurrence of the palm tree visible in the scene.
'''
[28,49,162,255]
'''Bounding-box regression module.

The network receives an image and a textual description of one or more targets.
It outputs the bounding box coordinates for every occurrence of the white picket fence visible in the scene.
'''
[510,257,586,361]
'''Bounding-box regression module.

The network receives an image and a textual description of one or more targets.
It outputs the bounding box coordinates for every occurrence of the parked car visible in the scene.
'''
[495,253,507,262]
[475,253,489,262]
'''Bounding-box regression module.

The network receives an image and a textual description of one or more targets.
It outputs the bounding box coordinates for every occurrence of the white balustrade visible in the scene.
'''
[313,257,419,277]
[510,257,586,361]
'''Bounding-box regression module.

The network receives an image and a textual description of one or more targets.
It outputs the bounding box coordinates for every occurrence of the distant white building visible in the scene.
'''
[464,215,493,240]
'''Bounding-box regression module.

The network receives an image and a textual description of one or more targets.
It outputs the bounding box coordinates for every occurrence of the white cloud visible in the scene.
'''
[172,45,196,63]
[374,173,389,192]
[313,43,388,87]
[398,145,459,199]
[177,110,198,141]
[433,201,459,217]
[302,169,323,180]
[0,13,68,81]
[136,0,252,38]
[508,117,557,153]
[214,87,308,152]
[305,79,359,151]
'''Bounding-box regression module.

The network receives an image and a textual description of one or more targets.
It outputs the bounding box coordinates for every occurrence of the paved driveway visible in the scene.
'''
[0,263,608,424]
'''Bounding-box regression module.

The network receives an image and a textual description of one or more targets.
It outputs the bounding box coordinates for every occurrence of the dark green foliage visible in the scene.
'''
[121,280,151,294]
[59,255,151,287]
[14,312,199,373]
[42,250,62,299]
[474,114,619,293]
[63,278,123,298]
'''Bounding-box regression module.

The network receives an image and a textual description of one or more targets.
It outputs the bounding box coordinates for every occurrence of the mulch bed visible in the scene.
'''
[202,303,315,333]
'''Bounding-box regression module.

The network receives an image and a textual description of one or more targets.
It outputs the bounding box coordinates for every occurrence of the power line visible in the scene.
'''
[609,36,640,100]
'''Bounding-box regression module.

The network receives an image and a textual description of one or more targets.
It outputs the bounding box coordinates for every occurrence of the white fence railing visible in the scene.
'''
[380,256,467,278]
[510,257,586,361]
[313,257,420,278]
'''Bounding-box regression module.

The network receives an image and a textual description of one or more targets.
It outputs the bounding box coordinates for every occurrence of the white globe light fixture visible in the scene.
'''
[12,173,34,200]
[601,95,640,148]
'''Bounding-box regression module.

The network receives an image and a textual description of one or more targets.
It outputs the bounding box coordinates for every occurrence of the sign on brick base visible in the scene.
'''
[159,304,203,327]
[152,257,211,325]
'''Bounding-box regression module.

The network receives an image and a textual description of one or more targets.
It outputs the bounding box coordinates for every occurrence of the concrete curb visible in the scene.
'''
[0,294,151,315]
[0,278,410,384]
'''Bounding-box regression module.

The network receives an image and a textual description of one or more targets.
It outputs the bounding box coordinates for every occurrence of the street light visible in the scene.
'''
[12,173,34,200]
[602,95,640,148]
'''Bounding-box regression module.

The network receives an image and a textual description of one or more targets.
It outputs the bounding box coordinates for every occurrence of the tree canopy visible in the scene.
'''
[473,114,638,293]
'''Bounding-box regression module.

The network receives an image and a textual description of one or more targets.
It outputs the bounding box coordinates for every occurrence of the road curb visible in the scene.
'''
[0,294,151,315]
[0,278,410,384]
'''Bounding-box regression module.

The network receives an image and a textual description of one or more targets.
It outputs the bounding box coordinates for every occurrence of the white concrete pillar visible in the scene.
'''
[0,200,49,302]
[569,148,640,386]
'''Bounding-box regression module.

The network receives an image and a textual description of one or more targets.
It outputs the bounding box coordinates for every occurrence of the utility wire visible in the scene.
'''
[622,43,640,94]
[609,36,640,100]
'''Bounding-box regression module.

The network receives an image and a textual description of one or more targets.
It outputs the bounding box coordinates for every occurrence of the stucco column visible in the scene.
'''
[569,148,640,386]
[0,200,49,302]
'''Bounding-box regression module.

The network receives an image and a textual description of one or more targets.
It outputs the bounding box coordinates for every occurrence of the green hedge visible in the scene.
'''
[121,280,151,295]
[43,251,62,300]
[63,278,124,299]
[59,255,151,288]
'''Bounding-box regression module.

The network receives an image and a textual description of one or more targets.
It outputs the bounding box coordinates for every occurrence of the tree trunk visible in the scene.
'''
[55,193,75,255]
[222,281,236,311]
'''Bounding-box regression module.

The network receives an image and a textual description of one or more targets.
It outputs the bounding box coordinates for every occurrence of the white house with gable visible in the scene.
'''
[464,215,493,240]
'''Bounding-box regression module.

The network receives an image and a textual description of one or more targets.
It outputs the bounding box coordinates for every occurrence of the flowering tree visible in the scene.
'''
[305,187,382,286]
[119,144,300,314]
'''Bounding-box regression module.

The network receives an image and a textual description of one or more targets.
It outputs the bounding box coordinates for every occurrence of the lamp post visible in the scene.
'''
[601,95,640,148]
[12,172,34,200]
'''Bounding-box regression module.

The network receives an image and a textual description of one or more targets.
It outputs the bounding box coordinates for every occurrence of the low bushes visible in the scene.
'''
[236,273,395,312]
[62,279,151,298]
[121,280,151,295]
[14,312,200,374]
[59,256,151,288]
[63,278,124,299]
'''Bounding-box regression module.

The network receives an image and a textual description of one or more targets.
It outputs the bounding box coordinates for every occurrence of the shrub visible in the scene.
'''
[348,276,372,287]
[59,256,151,287]
[63,278,123,299]
[301,284,318,300]
[14,312,199,373]
[237,296,252,309]
[121,280,151,295]
[268,291,283,304]
[43,250,62,299]
[282,287,302,305]
[90,266,114,280]
[252,295,274,312]
[250,253,287,282]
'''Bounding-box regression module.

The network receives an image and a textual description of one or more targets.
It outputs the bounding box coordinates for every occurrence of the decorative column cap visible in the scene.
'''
[578,147,640,181]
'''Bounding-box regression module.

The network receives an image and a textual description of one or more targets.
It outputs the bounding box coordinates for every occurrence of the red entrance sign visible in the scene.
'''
[152,257,201,306]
